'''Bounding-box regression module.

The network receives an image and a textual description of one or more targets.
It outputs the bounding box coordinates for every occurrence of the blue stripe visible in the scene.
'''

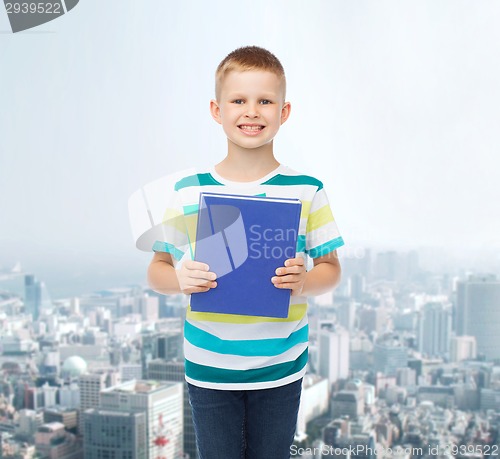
[296,235,306,253]
[260,174,323,190]
[185,348,308,384]
[152,241,185,260]
[308,236,344,258]
[184,321,308,356]
[175,173,224,191]
[183,204,199,215]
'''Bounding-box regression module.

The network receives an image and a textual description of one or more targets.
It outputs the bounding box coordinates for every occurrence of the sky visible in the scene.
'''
[1,1,499,296]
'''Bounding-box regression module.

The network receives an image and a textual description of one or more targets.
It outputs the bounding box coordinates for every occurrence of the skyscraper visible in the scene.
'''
[148,359,197,459]
[24,274,41,320]
[456,275,500,360]
[78,372,119,434]
[100,380,183,459]
[318,325,349,386]
[336,300,356,332]
[373,339,407,377]
[83,410,147,459]
[450,336,477,362]
[417,301,452,357]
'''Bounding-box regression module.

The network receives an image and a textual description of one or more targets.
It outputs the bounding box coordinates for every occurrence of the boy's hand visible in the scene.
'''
[176,260,217,295]
[271,257,306,296]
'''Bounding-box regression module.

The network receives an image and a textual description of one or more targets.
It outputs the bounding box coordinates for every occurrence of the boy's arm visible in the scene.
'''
[272,250,341,297]
[302,250,341,297]
[147,252,217,295]
[147,252,181,295]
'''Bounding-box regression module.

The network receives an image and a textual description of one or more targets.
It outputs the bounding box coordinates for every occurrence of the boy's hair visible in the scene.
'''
[215,46,286,101]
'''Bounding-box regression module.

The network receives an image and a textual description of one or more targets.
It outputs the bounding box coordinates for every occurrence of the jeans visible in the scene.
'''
[187,378,303,459]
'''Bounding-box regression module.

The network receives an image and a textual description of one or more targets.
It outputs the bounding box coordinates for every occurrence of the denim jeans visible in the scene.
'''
[187,378,302,459]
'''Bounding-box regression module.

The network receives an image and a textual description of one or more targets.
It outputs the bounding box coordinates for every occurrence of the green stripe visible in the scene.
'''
[152,241,185,260]
[175,173,224,191]
[183,203,199,215]
[185,321,308,356]
[308,236,344,258]
[261,174,323,190]
[185,348,308,384]
[296,235,306,253]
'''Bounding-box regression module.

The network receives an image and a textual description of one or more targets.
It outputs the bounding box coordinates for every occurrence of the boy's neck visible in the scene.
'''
[214,140,281,182]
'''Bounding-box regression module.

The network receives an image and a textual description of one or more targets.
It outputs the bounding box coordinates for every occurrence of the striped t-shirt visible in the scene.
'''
[153,163,344,390]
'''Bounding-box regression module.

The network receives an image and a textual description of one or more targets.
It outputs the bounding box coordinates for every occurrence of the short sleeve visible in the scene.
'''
[152,187,189,262]
[305,187,344,259]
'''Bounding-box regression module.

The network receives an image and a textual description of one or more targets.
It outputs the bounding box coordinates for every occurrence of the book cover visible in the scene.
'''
[190,192,302,318]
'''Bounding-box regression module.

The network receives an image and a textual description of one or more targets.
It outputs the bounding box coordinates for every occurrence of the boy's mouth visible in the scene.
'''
[238,124,265,132]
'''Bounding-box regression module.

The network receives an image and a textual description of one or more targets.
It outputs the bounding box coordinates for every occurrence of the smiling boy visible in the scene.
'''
[147,46,344,458]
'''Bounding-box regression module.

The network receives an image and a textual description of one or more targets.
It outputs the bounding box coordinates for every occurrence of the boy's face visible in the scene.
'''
[210,70,291,151]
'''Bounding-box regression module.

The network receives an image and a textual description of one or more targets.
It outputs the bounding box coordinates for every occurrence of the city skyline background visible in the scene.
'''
[1,1,499,297]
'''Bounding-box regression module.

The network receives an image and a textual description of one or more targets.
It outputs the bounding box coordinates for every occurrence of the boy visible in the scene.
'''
[147,46,344,458]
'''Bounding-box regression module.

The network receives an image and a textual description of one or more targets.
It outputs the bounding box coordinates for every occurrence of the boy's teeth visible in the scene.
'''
[240,125,263,131]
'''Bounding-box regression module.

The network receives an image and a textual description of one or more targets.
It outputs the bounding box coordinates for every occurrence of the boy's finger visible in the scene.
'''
[272,281,294,289]
[272,274,297,284]
[191,270,217,280]
[185,260,211,271]
[184,279,217,290]
[180,269,216,280]
[284,257,304,267]
[185,285,211,294]
[187,277,217,287]
[275,265,303,276]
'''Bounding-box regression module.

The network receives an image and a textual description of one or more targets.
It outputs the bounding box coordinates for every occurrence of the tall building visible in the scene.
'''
[359,306,388,335]
[35,422,81,459]
[83,410,147,459]
[336,300,356,332]
[24,274,41,320]
[295,375,329,442]
[148,359,197,459]
[373,340,408,377]
[450,336,477,362]
[59,382,80,409]
[121,363,143,382]
[323,418,350,447]
[141,331,182,375]
[18,409,44,439]
[100,380,183,459]
[318,325,349,386]
[417,302,452,357]
[331,390,363,420]
[44,407,78,433]
[349,274,366,301]
[456,274,500,360]
[78,371,120,434]
[140,294,159,321]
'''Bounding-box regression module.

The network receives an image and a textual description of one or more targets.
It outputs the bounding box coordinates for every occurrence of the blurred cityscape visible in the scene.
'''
[0,248,499,459]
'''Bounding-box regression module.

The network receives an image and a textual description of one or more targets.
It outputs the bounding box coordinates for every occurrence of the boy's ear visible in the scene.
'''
[280,101,292,125]
[210,99,222,125]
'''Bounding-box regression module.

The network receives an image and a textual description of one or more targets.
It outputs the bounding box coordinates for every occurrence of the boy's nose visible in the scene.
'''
[245,103,260,117]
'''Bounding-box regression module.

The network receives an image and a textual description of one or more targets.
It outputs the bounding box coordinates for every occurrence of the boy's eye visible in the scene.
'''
[260,100,272,105]
[233,99,244,104]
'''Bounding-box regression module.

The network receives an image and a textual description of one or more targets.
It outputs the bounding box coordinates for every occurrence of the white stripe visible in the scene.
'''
[184,339,308,370]
[60,0,68,13]
[309,188,331,213]
[185,315,308,340]
[307,221,342,249]
[185,367,307,391]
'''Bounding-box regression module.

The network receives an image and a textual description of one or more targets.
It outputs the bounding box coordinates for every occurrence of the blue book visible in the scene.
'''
[190,192,302,318]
